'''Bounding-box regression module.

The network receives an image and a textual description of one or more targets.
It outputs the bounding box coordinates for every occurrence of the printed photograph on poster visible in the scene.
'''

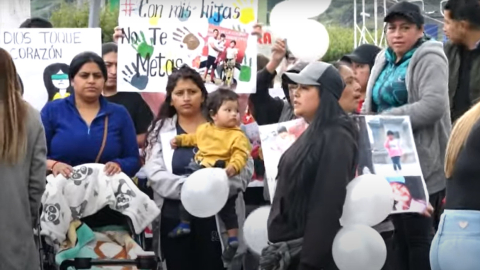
[195,24,250,87]
[353,115,429,214]
[259,119,308,201]
[0,28,102,111]
[386,175,428,212]
[117,0,258,93]
[242,120,264,187]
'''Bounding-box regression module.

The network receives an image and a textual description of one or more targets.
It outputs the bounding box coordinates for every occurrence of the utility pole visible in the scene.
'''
[88,0,102,28]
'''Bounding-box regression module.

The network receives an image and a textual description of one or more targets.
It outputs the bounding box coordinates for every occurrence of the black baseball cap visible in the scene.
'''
[341,44,382,70]
[282,62,345,100]
[384,1,424,27]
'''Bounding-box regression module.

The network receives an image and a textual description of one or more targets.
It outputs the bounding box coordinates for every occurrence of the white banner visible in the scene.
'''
[0,28,102,111]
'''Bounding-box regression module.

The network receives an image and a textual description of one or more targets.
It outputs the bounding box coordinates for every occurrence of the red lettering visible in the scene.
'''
[263,32,271,44]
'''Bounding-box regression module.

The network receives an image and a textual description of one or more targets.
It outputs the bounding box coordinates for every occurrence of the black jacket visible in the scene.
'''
[268,121,358,270]
[445,41,480,121]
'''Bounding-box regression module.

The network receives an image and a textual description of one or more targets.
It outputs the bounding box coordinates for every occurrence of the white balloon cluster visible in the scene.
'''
[268,0,332,62]
[333,174,395,270]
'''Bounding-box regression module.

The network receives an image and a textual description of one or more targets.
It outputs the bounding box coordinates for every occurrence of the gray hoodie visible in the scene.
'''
[142,115,254,269]
[362,39,451,195]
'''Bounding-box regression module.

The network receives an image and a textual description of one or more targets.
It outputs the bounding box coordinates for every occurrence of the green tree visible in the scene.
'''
[49,2,119,43]
[323,25,355,62]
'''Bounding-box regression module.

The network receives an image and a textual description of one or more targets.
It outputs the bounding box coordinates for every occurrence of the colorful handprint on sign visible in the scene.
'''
[239,56,252,82]
[172,27,204,51]
[132,31,154,59]
[149,16,160,25]
[123,63,148,90]
[233,0,256,25]
[208,12,224,25]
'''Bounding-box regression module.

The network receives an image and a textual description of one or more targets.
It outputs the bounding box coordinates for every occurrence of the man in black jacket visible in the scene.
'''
[443,0,480,122]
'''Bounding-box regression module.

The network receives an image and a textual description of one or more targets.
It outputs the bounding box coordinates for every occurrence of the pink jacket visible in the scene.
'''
[385,139,403,157]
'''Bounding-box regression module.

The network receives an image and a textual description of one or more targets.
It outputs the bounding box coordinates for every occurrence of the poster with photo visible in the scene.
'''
[117,0,258,93]
[259,118,308,201]
[354,115,429,214]
[242,120,263,187]
[0,28,102,111]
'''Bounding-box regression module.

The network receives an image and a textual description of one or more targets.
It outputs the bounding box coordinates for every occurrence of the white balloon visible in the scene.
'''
[180,168,229,218]
[332,225,387,270]
[284,19,330,62]
[286,0,332,18]
[269,1,297,36]
[340,174,394,227]
[243,206,271,255]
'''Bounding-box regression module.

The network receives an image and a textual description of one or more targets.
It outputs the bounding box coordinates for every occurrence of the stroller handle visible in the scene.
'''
[59,255,159,270]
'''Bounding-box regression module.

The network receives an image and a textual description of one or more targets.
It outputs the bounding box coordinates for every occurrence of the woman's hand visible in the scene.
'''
[104,162,122,176]
[112,26,124,44]
[226,165,236,178]
[52,162,73,178]
[422,203,434,217]
[170,138,177,149]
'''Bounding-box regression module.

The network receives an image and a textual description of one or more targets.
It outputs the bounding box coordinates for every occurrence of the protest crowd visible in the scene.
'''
[1,0,480,270]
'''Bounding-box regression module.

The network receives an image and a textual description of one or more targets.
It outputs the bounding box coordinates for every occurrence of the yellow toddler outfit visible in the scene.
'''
[175,122,251,174]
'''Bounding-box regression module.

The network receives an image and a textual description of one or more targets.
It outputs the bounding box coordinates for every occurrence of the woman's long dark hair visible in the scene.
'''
[144,65,208,158]
[277,77,356,229]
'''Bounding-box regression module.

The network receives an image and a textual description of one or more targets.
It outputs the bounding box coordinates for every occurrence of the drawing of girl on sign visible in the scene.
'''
[43,63,72,103]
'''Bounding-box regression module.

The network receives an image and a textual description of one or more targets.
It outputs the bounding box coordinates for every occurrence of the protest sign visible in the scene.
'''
[259,118,308,201]
[117,0,258,93]
[354,115,429,214]
[0,28,102,111]
[260,115,429,214]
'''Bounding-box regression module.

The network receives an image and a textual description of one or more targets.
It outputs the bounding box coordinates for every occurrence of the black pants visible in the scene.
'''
[381,230,396,270]
[206,56,216,71]
[391,213,433,270]
[160,214,225,270]
[180,195,239,230]
[391,156,402,171]
[429,189,446,232]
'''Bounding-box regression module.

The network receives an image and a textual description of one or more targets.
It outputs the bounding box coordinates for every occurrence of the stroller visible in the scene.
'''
[38,207,159,270]
[37,164,160,270]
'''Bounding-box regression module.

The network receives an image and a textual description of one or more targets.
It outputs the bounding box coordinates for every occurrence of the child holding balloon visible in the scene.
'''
[170,88,251,261]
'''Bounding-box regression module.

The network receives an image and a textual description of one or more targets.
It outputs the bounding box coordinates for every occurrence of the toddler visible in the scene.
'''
[170,88,251,261]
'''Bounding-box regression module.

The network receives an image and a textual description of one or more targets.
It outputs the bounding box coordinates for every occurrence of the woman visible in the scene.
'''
[261,61,359,270]
[341,44,381,112]
[332,61,395,269]
[0,48,47,270]
[361,2,451,269]
[101,42,153,147]
[142,65,253,270]
[250,40,303,125]
[332,61,362,113]
[41,52,140,178]
[430,102,480,270]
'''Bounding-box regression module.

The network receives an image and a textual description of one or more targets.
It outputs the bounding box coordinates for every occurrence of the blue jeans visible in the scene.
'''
[430,210,480,270]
